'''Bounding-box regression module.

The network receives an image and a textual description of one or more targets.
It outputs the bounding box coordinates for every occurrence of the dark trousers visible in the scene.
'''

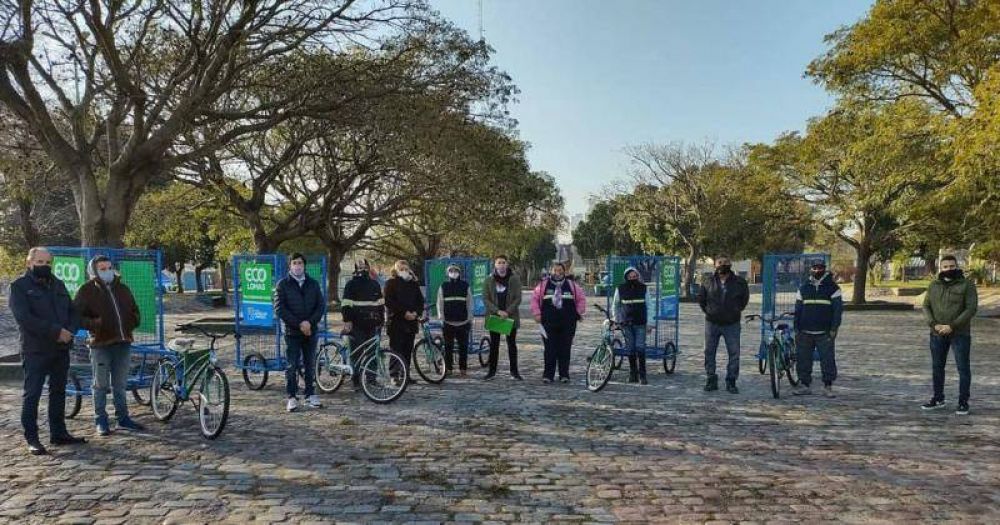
[795,332,837,387]
[930,333,972,403]
[443,323,470,371]
[542,323,576,380]
[388,326,416,375]
[349,325,380,386]
[22,352,70,441]
[285,334,317,398]
[488,327,519,375]
[704,321,741,383]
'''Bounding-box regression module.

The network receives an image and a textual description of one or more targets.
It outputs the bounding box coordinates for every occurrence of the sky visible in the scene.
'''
[430,0,874,224]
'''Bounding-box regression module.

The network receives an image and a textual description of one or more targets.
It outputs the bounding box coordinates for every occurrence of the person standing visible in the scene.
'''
[436,264,473,376]
[341,258,384,387]
[482,255,523,380]
[921,255,978,415]
[383,260,424,380]
[73,255,145,435]
[791,261,844,398]
[612,266,651,385]
[531,262,587,383]
[697,255,750,394]
[8,247,85,455]
[274,253,326,412]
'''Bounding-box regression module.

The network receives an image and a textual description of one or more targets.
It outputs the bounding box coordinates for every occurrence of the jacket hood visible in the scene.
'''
[622,266,643,284]
[87,255,117,282]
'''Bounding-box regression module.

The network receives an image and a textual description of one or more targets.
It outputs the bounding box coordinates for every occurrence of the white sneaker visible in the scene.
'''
[307,395,323,409]
[286,398,299,412]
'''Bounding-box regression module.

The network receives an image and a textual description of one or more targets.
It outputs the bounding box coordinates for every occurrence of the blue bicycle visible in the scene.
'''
[746,312,800,398]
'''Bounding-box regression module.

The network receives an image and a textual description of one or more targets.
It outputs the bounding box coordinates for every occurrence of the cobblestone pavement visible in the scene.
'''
[1,303,999,524]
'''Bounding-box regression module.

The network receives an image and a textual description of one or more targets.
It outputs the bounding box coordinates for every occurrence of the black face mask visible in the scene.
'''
[31,265,52,279]
[811,270,825,280]
[939,269,960,280]
[717,265,732,275]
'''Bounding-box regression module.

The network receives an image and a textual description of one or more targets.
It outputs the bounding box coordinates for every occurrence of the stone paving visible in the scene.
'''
[1,302,999,524]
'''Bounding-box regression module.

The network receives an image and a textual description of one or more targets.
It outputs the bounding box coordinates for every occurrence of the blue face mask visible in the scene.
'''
[98,269,116,283]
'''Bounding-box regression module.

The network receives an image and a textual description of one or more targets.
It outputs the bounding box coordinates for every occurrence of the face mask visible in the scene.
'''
[717,265,732,275]
[98,270,116,284]
[939,269,959,281]
[811,270,825,280]
[495,266,508,276]
[447,271,460,279]
[397,270,411,281]
[551,274,564,282]
[31,265,52,279]
[290,266,305,277]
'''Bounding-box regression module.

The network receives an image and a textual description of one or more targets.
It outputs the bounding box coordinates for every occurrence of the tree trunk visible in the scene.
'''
[15,198,40,247]
[682,244,700,299]
[852,243,871,305]
[194,265,210,293]
[171,262,185,294]
[326,246,346,303]
[219,259,230,300]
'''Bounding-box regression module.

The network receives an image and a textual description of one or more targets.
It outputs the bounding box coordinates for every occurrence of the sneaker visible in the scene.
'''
[483,373,496,381]
[792,384,813,396]
[307,395,323,409]
[822,384,836,398]
[921,398,946,410]
[50,434,86,445]
[95,416,111,436]
[510,374,523,381]
[725,381,739,394]
[286,397,299,412]
[116,417,145,432]
[704,376,718,392]
[956,402,970,416]
[639,378,648,386]
[542,378,553,384]
[26,440,48,456]
[559,377,570,384]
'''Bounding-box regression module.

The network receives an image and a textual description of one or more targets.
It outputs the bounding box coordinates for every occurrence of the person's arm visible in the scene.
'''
[612,287,623,323]
[436,285,445,321]
[739,279,750,311]
[573,282,586,317]
[272,280,300,327]
[341,280,356,323]
[8,281,61,340]
[921,286,936,328]
[697,279,707,312]
[530,281,544,317]
[951,282,979,329]
[64,283,82,334]
[416,282,425,317]
[506,275,522,310]
[793,287,803,332]
[831,286,844,331]
[482,277,498,314]
[383,280,403,316]
[465,286,473,321]
[309,281,326,328]
[73,284,101,332]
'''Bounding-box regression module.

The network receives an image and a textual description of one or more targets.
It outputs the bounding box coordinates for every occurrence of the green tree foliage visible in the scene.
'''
[571,199,641,260]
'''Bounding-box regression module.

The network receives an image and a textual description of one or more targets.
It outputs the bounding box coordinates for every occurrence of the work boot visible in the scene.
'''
[704,375,719,392]
[725,380,739,394]
[637,353,648,385]
[627,355,639,383]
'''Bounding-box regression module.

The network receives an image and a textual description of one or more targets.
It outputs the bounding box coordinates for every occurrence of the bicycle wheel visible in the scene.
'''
[198,366,230,440]
[586,344,614,392]
[783,339,800,386]
[767,341,781,399]
[360,351,408,404]
[662,341,678,374]
[612,338,624,370]
[241,352,268,390]
[65,370,82,419]
[413,340,446,384]
[150,358,179,422]
[131,385,150,406]
[478,336,490,367]
[316,344,347,394]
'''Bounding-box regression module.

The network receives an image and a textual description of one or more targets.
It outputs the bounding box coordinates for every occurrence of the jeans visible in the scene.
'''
[285,334,318,398]
[622,324,647,378]
[22,352,70,441]
[542,323,576,380]
[443,323,470,371]
[91,343,132,421]
[930,333,972,403]
[704,321,741,382]
[488,327,519,376]
[795,332,837,387]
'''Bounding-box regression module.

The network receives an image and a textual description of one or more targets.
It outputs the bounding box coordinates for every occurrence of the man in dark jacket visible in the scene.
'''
[697,255,750,394]
[436,263,473,376]
[273,253,326,412]
[74,255,145,435]
[341,258,384,387]
[8,247,85,455]
[921,255,978,415]
[792,261,843,398]
[612,266,650,385]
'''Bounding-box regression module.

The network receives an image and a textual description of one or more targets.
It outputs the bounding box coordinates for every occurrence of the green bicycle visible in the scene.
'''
[585,304,618,392]
[412,318,446,384]
[746,312,799,399]
[316,330,409,404]
[150,324,231,439]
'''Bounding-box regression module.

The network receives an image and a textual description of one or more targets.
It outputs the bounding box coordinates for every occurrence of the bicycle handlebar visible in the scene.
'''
[745,312,795,324]
[176,322,232,340]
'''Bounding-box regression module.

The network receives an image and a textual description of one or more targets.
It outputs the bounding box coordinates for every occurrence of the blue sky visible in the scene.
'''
[430,0,874,220]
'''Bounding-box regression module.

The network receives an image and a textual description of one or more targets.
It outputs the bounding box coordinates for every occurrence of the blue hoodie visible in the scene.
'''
[793,272,843,334]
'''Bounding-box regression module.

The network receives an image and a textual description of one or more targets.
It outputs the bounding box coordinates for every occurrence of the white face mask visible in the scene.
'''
[98,269,115,284]
[447,271,460,279]
[397,270,411,281]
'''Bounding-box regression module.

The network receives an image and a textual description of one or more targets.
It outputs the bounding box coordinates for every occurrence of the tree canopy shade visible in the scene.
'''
[0,0,441,247]
[571,199,641,260]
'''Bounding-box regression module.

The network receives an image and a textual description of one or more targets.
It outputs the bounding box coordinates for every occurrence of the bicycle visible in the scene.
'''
[412,318,446,384]
[149,324,231,439]
[315,330,408,404]
[746,312,799,398]
[585,304,619,392]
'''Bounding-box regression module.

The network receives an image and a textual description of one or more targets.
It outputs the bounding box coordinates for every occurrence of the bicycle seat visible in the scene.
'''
[168,338,197,352]
[776,323,789,331]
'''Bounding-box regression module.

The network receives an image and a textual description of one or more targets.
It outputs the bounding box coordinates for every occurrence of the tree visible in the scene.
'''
[0,0,427,246]
[751,100,950,303]
[571,198,641,260]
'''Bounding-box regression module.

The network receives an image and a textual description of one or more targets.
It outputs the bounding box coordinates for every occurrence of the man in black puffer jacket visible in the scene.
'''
[697,255,750,394]
[273,253,326,412]
[341,258,384,388]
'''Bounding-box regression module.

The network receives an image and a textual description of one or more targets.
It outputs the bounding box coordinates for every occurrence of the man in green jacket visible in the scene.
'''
[921,255,978,415]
